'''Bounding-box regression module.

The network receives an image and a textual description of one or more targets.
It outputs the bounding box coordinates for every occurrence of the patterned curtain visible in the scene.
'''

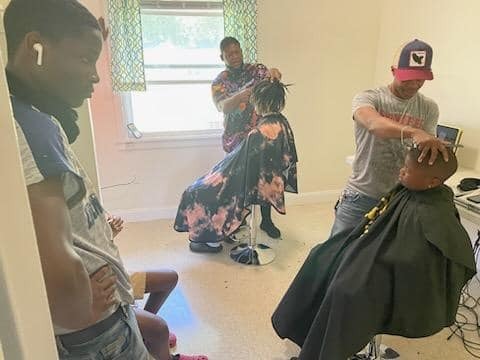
[223,0,258,63]
[107,0,146,92]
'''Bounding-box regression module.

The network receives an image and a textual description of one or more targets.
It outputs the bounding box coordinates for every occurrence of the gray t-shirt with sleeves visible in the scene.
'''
[348,86,439,199]
[11,96,134,334]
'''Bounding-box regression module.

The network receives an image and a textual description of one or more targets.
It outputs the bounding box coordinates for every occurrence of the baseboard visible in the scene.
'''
[285,190,340,206]
[112,190,341,222]
[110,207,178,222]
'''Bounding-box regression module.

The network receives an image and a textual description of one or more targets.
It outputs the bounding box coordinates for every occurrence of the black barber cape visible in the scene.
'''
[272,184,476,360]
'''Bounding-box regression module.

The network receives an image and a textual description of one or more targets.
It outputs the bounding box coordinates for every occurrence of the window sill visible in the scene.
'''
[117,130,223,150]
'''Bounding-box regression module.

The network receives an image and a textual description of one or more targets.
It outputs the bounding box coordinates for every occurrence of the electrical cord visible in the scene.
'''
[447,232,480,358]
[100,177,137,190]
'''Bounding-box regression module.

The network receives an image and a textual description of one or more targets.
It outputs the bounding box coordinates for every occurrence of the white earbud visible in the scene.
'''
[33,43,43,66]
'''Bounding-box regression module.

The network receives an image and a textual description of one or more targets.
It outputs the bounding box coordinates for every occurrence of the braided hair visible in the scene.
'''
[250,79,290,115]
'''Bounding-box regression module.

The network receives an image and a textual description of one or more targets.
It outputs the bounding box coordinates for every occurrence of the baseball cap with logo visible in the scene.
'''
[392,39,433,81]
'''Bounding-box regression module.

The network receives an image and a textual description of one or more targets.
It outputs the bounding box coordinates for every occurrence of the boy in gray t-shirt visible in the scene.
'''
[331,39,449,237]
[5,0,149,358]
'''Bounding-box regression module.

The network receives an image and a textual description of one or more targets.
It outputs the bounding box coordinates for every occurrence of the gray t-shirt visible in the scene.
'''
[348,86,439,199]
[12,96,133,334]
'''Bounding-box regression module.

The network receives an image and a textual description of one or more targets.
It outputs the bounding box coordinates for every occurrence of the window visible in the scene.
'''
[123,0,224,137]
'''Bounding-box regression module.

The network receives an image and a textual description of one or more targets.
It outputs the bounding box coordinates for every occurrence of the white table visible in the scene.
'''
[446,167,480,243]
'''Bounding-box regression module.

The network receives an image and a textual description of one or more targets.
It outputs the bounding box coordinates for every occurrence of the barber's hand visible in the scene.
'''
[411,128,449,165]
[107,215,124,238]
[90,266,117,323]
[268,68,282,81]
[236,88,252,104]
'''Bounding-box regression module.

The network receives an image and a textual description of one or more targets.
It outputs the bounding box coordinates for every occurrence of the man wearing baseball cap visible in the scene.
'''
[331,39,449,237]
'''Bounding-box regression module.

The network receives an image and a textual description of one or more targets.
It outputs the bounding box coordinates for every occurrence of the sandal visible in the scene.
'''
[169,332,177,348]
[172,354,208,360]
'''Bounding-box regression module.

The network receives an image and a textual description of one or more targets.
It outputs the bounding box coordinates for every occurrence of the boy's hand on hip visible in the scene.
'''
[89,265,118,323]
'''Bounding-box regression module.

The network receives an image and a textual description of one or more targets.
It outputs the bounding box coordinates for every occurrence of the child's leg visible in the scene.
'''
[135,301,209,360]
[144,270,179,314]
[134,307,171,360]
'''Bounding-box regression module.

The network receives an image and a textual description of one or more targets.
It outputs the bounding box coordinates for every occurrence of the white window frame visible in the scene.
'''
[120,0,225,148]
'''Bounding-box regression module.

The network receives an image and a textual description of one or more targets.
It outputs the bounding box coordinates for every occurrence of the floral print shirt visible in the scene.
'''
[212,63,270,153]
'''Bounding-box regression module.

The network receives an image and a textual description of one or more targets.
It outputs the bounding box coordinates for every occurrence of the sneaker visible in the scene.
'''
[260,220,281,238]
[350,345,400,360]
[189,242,223,253]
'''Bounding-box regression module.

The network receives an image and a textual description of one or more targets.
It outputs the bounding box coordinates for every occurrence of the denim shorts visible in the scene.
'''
[330,187,379,237]
[56,305,149,360]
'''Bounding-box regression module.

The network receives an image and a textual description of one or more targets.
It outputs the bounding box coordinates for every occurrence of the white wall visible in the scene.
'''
[374,0,480,170]
[257,0,382,193]
[87,0,382,219]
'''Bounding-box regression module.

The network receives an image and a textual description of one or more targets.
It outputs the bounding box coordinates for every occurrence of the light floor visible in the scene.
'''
[116,202,479,360]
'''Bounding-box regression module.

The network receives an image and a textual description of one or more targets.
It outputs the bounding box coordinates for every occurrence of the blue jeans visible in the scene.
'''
[56,305,149,360]
[330,187,379,237]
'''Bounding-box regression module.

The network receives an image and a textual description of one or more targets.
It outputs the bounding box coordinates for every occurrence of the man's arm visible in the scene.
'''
[28,177,93,329]
[354,106,449,164]
[216,88,252,114]
[213,65,282,114]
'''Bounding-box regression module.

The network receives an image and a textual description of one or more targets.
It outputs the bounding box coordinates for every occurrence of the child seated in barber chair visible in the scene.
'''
[272,147,476,360]
[174,79,298,253]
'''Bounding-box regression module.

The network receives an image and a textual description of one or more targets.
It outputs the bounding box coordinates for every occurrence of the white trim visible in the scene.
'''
[112,190,341,222]
[142,8,223,17]
[111,206,177,222]
[141,0,223,11]
[285,190,340,206]
[116,132,222,150]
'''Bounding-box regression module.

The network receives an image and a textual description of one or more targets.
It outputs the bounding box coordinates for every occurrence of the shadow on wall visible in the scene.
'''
[456,126,480,170]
